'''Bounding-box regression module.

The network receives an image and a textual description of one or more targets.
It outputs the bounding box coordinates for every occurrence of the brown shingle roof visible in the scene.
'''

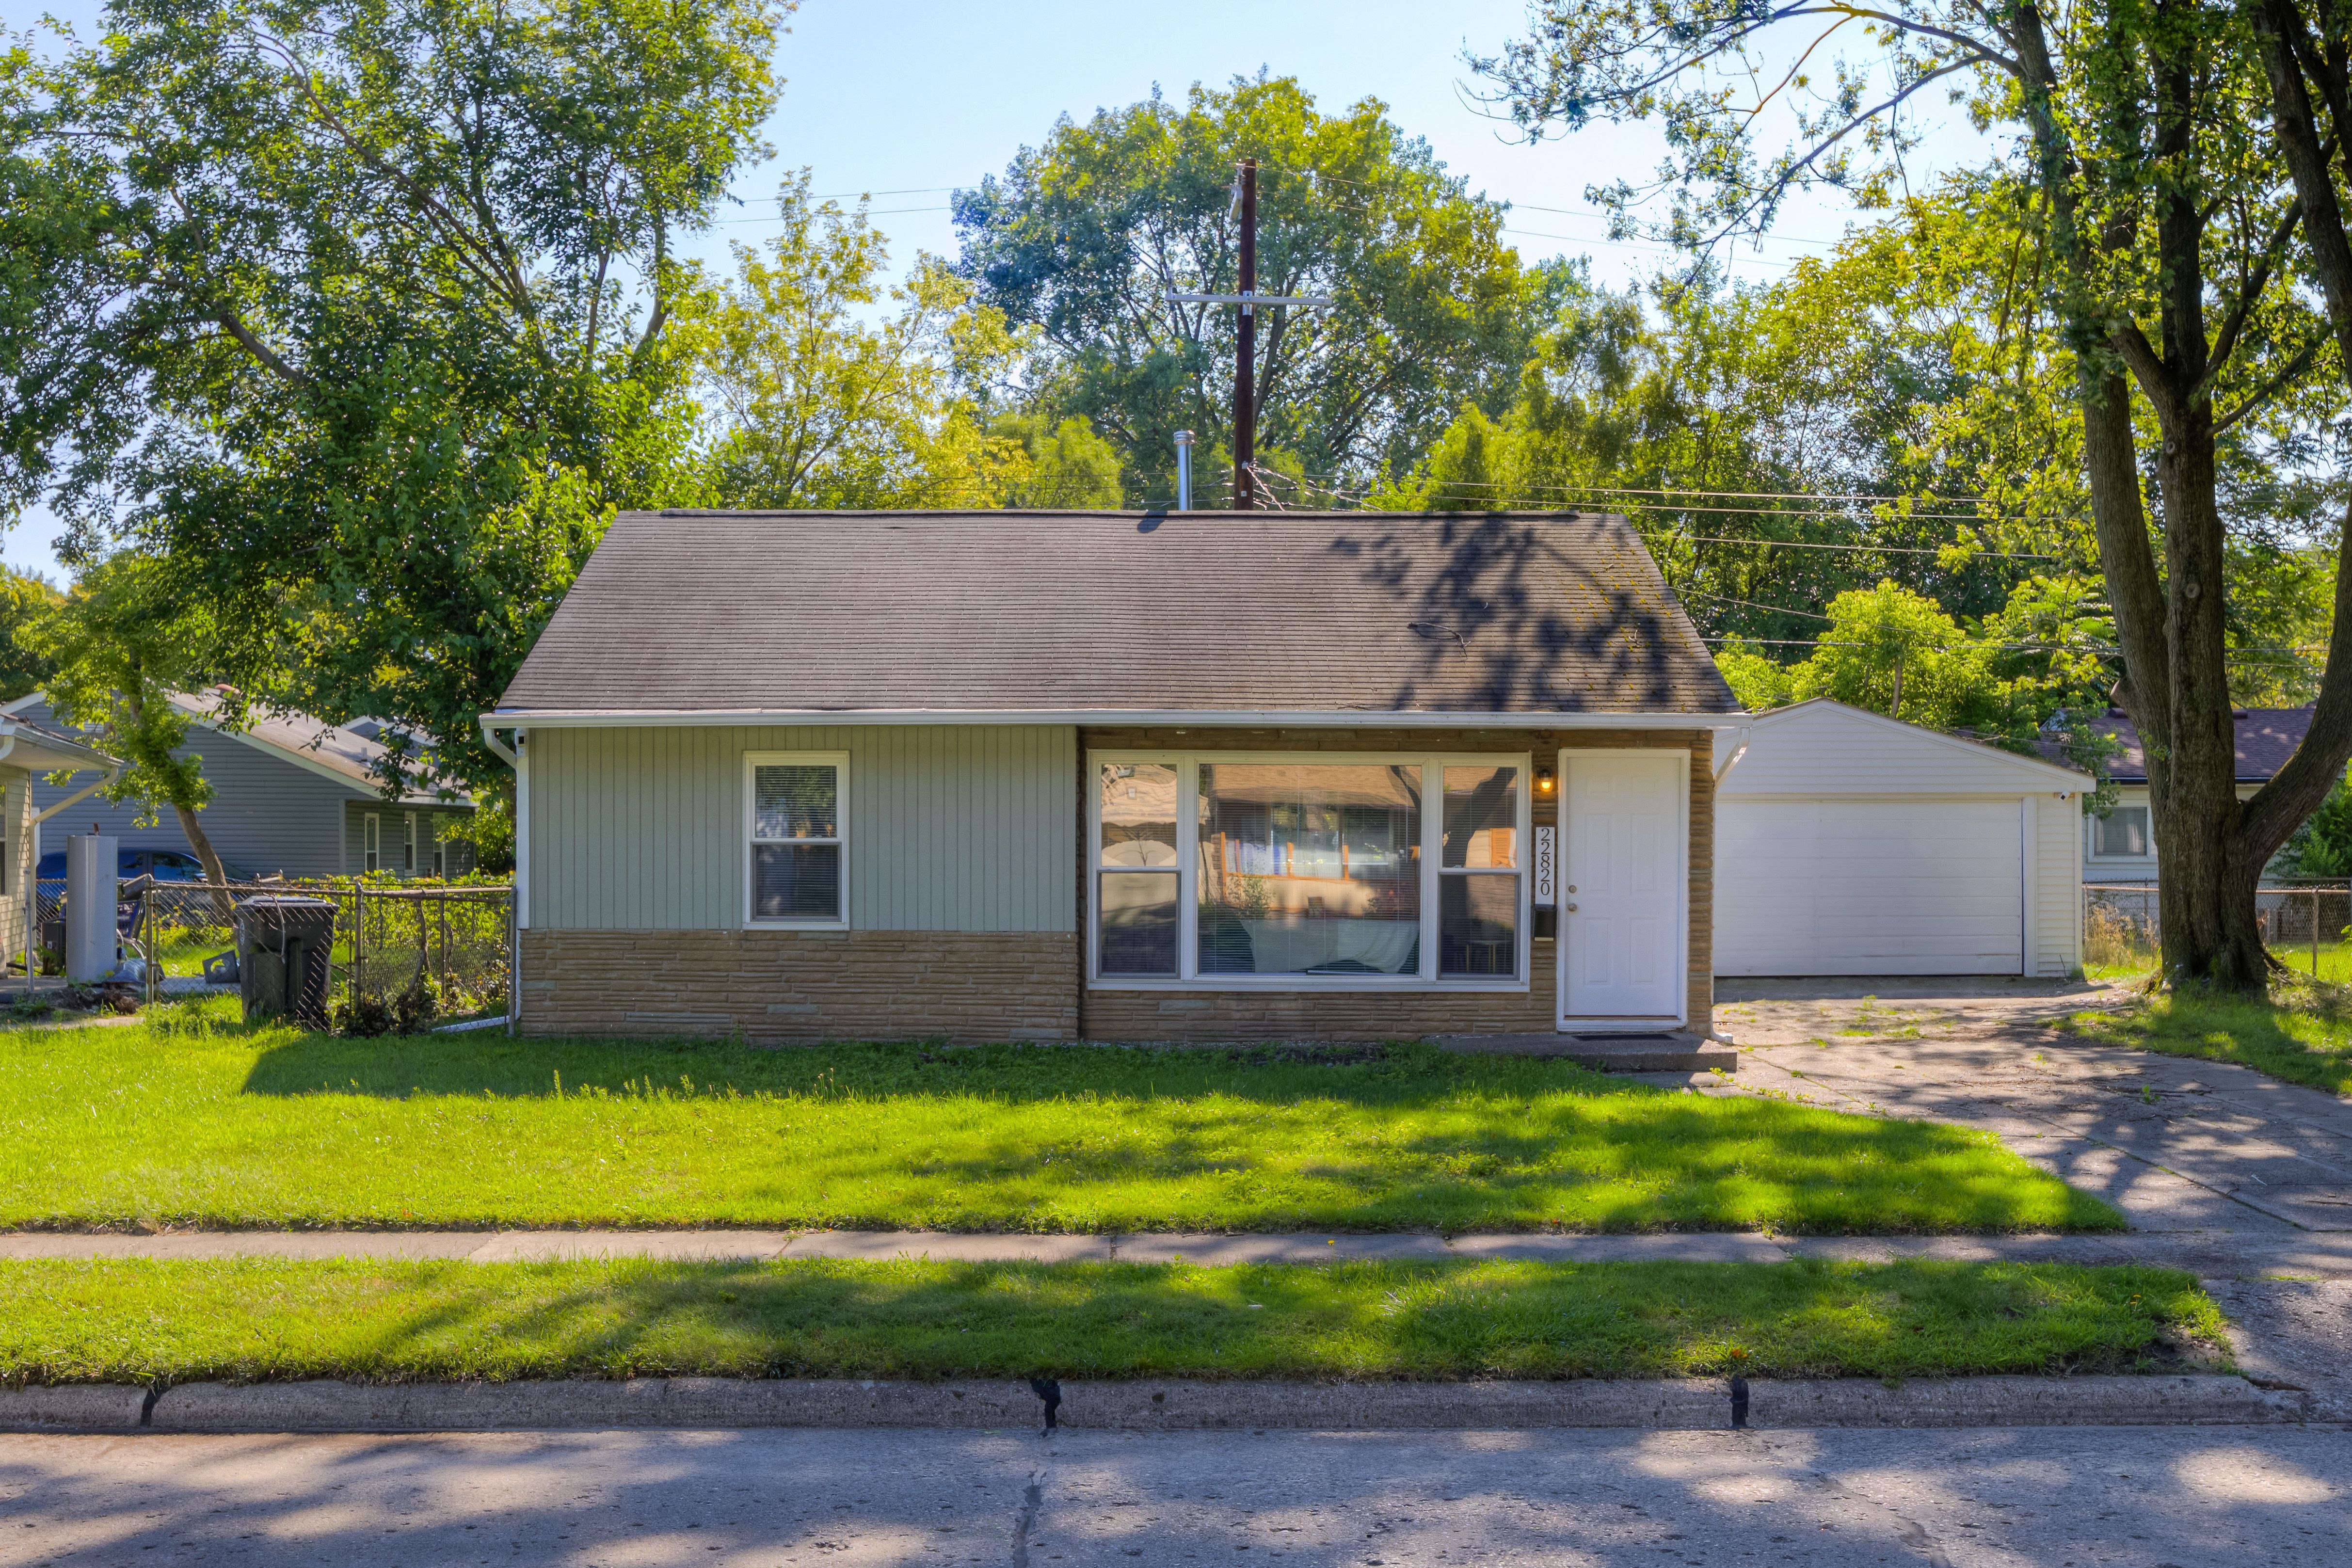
[495,510,1738,719]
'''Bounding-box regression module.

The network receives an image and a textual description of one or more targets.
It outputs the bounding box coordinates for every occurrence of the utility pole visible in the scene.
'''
[1168,158,1331,511]
[1233,159,1257,509]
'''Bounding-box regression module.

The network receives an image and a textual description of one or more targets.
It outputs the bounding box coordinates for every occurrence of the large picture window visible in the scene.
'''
[746,752,848,926]
[1088,752,1529,987]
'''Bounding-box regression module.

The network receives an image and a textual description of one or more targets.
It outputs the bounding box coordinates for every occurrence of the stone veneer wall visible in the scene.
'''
[1076,726,1715,1042]
[518,928,1080,1043]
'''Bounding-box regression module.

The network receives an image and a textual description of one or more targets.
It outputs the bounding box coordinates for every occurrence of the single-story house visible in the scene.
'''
[0,712,119,966]
[2072,705,2313,884]
[1712,700,2089,977]
[483,509,1746,1042]
[3,689,475,880]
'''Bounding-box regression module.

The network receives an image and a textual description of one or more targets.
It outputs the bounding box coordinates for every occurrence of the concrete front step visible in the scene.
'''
[1430,1031,1738,1072]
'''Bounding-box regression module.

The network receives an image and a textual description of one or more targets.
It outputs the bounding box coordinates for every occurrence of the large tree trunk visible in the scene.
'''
[2237,0,2352,951]
[2147,405,2270,986]
[171,803,235,925]
[2086,22,2274,991]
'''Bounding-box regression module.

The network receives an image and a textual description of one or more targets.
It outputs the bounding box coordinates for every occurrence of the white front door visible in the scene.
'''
[1560,752,1686,1024]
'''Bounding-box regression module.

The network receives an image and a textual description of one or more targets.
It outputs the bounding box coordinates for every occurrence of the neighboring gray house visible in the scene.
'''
[2066,705,2314,885]
[4,689,474,880]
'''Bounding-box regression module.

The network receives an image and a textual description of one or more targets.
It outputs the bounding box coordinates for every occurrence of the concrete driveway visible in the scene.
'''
[1712,976,2352,1236]
[1712,975,2352,1417]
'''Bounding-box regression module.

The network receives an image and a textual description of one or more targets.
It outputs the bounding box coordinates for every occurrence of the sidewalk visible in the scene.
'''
[7,1223,2351,1274]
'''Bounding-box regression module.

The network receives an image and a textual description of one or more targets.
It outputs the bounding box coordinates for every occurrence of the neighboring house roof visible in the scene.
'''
[1715,698,2091,796]
[494,510,1742,723]
[2070,705,2314,784]
[2,690,470,806]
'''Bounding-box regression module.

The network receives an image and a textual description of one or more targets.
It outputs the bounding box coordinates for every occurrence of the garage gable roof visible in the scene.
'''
[1715,699,2090,796]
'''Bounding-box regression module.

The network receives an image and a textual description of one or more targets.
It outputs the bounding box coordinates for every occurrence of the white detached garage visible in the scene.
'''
[1713,700,2088,977]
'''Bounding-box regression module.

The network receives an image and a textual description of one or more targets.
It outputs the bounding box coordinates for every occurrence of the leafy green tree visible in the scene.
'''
[2283,771,2352,878]
[690,179,1124,510]
[1,0,785,805]
[0,570,62,701]
[953,75,1561,500]
[1478,0,2350,988]
[1378,192,2112,649]
[19,557,240,896]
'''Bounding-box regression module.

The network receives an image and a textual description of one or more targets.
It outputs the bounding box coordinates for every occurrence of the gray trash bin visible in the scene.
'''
[236,896,336,1028]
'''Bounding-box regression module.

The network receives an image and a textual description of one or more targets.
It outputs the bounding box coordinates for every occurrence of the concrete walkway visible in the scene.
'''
[7,1222,2352,1273]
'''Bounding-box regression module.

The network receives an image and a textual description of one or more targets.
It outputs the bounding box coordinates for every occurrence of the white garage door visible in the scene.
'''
[1716,799,2022,976]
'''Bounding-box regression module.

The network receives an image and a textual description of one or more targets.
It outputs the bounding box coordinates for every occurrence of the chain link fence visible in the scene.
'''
[2085,882,2352,974]
[81,878,514,1030]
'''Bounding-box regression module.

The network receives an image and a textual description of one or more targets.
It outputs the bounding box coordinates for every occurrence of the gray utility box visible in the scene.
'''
[63,834,119,983]
[236,897,336,1028]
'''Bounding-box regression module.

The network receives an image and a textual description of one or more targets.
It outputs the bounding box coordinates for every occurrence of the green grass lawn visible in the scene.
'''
[2088,943,2352,987]
[2060,981,2352,1096]
[0,1257,2222,1384]
[0,1006,2121,1234]
[2268,940,2352,983]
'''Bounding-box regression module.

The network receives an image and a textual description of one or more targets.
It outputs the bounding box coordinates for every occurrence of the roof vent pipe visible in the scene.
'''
[1172,430,1194,512]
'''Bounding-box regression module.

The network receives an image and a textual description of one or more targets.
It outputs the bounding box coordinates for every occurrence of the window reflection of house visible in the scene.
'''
[1196,763,1424,975]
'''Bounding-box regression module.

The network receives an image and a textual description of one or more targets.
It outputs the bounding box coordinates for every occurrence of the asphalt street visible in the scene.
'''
[2,1424,2345,1567]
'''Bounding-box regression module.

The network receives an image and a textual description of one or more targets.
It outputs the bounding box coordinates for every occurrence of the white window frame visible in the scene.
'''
[363,813,380,874]
[2089,803,2153,860]
[743,751,850,930]
[402,812,417,875]
[1087,750,1531,992]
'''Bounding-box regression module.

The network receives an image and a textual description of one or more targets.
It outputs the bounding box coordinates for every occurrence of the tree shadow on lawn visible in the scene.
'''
[2062,986,2352,1097]
[240,1034,1653,1107]
[50,1256,2202,1385]
[229,1038,2119,1234]
[839,1104,2121,1234]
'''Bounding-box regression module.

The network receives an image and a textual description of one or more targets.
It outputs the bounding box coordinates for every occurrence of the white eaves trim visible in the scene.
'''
[482,707,1752,731]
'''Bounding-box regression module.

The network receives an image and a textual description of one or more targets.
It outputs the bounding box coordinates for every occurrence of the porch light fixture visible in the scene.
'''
[1535,766,1556,797]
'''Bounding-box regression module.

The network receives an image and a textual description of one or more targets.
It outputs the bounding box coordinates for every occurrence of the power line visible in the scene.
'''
[716,204,951,224]
[1701,634,2319,661]
[1293,474,2034,506]
[1249,472,2068,553]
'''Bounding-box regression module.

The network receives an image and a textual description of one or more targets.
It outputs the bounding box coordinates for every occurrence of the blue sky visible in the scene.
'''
[8,0,1988,579]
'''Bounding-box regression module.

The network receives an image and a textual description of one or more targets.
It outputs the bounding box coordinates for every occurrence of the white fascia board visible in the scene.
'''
[483,707,1751,731]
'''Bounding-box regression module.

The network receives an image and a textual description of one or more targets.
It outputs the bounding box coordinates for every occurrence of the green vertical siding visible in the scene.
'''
[525,725,1079,933]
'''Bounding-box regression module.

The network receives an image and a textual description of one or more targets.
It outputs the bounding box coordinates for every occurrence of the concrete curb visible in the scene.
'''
[0,1385,148,1431]
[0,1375,2312,1434]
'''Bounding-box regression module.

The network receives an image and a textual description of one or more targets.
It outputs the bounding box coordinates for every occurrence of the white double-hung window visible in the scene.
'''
[1089,753,1530,987]
[745,752,848,927]
[2093,805,2151,858]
